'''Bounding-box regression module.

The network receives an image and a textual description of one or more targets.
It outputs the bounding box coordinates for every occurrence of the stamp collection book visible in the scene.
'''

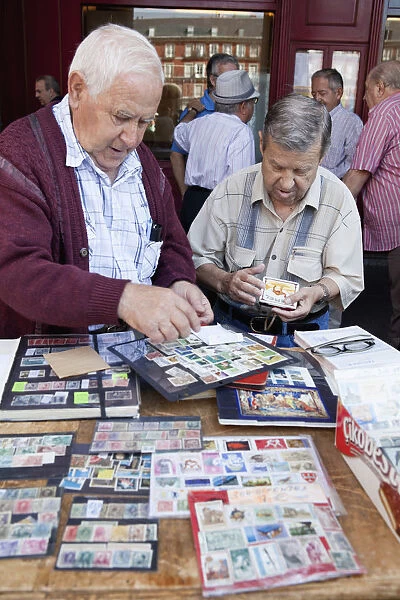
[217,354,337,427]
[0,334,140,421]
[109,331,292,402]
[294,326,400,380]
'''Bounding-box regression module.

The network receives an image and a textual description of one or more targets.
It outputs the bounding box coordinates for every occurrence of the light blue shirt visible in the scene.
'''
[321,103,363,179]
[53,96,161,286]
[174,112,255,189]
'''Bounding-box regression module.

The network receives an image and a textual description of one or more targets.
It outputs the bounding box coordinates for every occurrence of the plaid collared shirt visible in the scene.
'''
[53,95,159,285]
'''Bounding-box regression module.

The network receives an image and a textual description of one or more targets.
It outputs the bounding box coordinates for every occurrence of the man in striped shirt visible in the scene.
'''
[343,60,400,349]
[311,68,363,180]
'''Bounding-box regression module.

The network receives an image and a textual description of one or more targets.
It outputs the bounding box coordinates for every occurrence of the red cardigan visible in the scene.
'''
[0,104,195,338]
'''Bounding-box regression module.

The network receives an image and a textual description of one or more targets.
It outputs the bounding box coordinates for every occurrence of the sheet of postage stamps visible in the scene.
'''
[148,435,341,519]
[0,485,61,559]
[56,496,158,571]
[0,433,74,480]
[59,443,152,495]
[188,487,365,596]
[89,417,203,454]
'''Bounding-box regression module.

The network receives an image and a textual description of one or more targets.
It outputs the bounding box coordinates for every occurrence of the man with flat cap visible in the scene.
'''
[173,69,259,232]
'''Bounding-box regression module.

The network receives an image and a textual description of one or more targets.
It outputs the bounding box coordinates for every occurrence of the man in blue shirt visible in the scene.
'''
[170,53,239,197]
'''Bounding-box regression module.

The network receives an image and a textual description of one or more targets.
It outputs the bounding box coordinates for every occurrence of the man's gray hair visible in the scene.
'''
[368,60,400,90]
[215,101,243,114]
[263,93,331,158]
[69,24,164,97]
[36,75,60,95]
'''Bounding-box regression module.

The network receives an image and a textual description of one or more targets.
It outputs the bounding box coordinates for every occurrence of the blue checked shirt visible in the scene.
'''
[53,96,161,286]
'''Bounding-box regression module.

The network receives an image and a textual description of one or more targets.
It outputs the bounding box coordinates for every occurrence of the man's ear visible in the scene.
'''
[68,72,86,108]
[377,80,386,97]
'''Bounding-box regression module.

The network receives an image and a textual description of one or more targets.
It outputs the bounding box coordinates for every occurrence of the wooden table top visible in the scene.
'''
[0,385,399,600]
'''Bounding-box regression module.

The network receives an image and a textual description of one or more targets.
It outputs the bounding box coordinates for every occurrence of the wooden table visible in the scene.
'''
[0,384,399,599]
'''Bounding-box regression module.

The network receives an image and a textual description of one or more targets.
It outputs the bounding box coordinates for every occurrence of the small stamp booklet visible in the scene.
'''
[56,496,158,571]
[0,485,61,559]
[188,487,365,596]
[260,277,299,309]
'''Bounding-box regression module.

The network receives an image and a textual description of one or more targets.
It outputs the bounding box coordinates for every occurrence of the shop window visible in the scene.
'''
[83,6,273,163]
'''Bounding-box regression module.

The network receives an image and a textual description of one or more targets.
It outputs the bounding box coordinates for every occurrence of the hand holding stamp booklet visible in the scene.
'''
[260,277,299,310]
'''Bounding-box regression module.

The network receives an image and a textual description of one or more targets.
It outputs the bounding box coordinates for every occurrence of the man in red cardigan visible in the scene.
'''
[0,24,212,342]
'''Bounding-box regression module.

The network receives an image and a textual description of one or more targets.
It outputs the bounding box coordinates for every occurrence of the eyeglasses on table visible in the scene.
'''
[306,335,375,356]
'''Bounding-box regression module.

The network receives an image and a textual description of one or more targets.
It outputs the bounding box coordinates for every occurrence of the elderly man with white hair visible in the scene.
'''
[0,24,213,341]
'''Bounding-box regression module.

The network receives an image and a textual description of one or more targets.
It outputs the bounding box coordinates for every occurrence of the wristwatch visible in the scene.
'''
[189,107,199,114]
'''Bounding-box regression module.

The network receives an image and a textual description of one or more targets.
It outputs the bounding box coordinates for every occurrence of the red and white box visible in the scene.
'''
[335,397,400,543]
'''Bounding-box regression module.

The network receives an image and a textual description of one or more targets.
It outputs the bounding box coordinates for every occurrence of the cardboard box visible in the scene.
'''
[335,397,400,542]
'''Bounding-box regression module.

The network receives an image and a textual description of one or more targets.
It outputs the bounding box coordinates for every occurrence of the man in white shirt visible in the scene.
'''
[311,68,363,179]
[173,70,259,232]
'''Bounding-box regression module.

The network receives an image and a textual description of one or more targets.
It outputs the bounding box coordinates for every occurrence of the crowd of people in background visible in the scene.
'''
[0,23,399,350]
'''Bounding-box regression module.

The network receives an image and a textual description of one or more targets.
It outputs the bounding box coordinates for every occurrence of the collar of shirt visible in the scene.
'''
[202,89,216,111]
[251,164,321,211]
[52,94,142,179]
[368,90,400,116]
[329,103,343,116]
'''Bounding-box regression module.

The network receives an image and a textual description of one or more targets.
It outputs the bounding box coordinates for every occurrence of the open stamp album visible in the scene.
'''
[110,332,292,402]
[0,333,140,421]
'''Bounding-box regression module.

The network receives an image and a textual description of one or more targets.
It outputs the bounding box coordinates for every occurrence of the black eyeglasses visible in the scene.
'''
[306,335,375,357]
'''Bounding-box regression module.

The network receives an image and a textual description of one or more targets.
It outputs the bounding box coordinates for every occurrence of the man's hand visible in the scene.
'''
[271,285,322,322]
[117,282,208,343]
[187,98,205,114]
[271,280,339,322]
[222,264,265,305]
[170,281,214,326]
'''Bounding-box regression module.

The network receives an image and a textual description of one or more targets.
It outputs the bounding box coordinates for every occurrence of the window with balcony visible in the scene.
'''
[165,43,174,59]
[164,63,174,79]
[236,44,246,58]
[195,44,205,58]
[249,44,260,58]
[184,63,194,78]
[222,43,233,55]
[194,63,205,77]
[209,43,219,56]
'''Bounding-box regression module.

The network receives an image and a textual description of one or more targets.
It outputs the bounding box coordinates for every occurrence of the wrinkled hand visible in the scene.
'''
[271,285,322,322]
[117,282,207,343]
[224,264,264,305]
[170,281,214,326]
